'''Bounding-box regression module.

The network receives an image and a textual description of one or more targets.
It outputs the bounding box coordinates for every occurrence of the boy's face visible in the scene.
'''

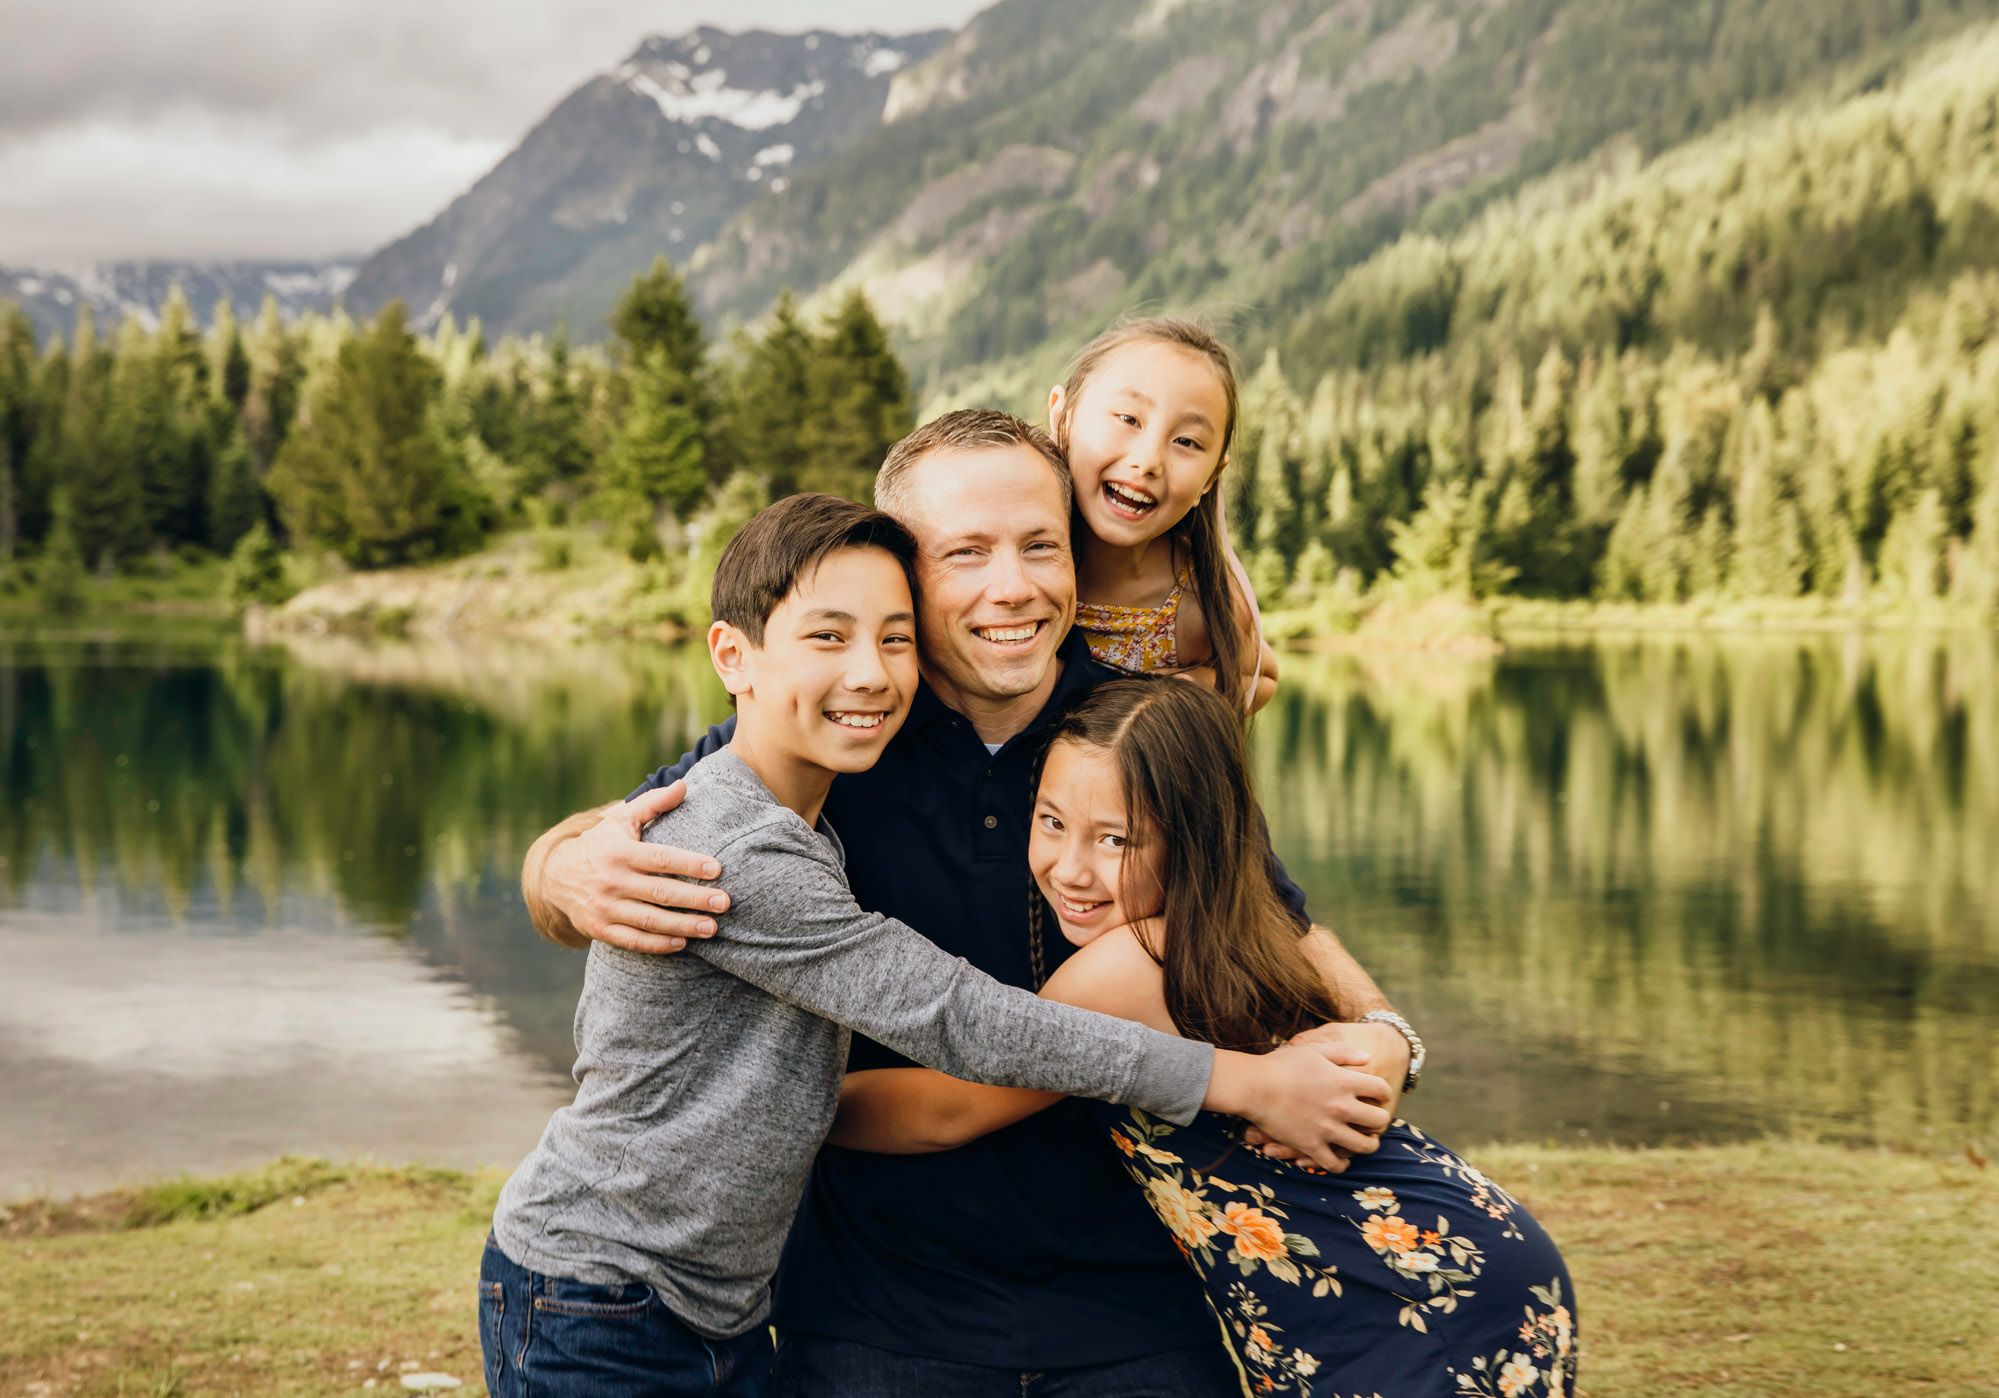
[714,546,920,775]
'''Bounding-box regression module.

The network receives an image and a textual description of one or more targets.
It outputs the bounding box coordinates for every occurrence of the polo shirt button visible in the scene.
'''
[983,816,998,829]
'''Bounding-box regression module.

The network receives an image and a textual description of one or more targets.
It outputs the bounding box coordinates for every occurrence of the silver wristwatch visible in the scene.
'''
[1359,1010,1425,1094]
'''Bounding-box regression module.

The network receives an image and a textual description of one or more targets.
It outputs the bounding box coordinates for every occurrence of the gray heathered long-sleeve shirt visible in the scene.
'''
[492,748,1215,1339]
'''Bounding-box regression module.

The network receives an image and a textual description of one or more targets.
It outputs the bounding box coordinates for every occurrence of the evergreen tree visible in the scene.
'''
[0,304,43,563]
[216,303,253,413]
[801,290,912,502]
[524,330,592,493]
[724,294,814,498]
[244,296,304,471]
[61,308,144,568]
[1956,458,1999,614]
[604,348,707,559]
[205,405,262,554]
[266,302,466,567]
[612,257,708,383]
[38,490,85,614]
[224,521,295,606]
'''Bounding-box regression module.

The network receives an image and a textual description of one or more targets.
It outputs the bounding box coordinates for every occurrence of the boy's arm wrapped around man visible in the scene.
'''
[679,814,1217,1125]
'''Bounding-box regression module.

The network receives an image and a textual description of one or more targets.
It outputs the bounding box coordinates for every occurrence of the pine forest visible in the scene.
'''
[4,11,1999,626]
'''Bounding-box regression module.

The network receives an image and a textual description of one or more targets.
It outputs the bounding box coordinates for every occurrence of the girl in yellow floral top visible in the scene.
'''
[1051,318,1280,714]
[832,678,1577,1398]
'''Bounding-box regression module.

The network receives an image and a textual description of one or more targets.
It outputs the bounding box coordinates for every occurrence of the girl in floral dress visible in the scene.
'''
[1050,317,1281,714]
[830,678,1577,1398]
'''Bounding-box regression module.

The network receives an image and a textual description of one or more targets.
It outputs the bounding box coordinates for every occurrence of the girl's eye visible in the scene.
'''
[884,633,913,646]
[1037,813,1063,832]
[1175,436,1205,451]
[1100,833,1127,851]
[1115,412,1139,427]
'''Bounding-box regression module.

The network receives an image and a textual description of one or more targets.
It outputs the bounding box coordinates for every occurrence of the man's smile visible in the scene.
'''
[972,620,1050,648]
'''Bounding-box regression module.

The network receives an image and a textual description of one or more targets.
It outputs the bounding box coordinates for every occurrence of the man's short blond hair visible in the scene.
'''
[872,409,1071,526]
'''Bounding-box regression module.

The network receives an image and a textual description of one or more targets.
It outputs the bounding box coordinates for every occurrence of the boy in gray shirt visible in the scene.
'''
[482,494,1374,1398]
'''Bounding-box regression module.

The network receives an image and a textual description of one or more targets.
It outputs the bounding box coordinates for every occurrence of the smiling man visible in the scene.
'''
[520,409,1415,1397]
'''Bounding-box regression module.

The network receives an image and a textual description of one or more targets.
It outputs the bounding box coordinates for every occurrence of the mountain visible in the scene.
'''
[676,0,1999,405]
[0,259,359,343]
[345,26,947,338]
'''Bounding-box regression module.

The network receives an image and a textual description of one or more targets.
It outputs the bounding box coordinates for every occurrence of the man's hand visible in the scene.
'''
[1244,1021,1408,1161]
[1206,1041,1392,1173]
[521,782,731,954]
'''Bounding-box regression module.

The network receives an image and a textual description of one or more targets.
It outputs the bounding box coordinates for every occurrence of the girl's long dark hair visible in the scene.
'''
[1031,676,1344,1052]
[1054,318,1249,713]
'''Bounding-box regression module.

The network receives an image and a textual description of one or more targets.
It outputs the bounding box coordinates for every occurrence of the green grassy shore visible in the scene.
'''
[2,1143,1993,1398]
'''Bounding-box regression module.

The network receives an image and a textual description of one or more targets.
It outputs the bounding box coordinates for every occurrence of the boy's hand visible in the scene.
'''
[533,782,731,954]
[1206,1042,1391,1173]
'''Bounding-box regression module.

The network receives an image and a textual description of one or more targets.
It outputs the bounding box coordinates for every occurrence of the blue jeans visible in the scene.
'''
[772,1334,1240,1398]
[480,1236,773,1398]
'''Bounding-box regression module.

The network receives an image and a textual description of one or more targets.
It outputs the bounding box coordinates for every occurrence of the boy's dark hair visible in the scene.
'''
[711,492,918,645]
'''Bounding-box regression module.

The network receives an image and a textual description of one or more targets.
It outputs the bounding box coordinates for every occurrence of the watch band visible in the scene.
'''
[1359,1010,1425,1094]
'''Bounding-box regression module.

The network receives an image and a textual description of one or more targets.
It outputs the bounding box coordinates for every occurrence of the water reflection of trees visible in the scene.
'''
[1255,634,1999,1144]
[5,624,1992,1142]
[0,626,725,930]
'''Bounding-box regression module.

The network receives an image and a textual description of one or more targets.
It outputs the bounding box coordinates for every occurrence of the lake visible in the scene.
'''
[3,620,1993,1197]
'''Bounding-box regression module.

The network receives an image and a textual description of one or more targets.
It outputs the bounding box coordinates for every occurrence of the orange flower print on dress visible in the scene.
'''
[1361,1214,1421,1256]
[1111,1130,1138,1157]
[1220,1202,1291,1262]
[1144,1175,1220,1249]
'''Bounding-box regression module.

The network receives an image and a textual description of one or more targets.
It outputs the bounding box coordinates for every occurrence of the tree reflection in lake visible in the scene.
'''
[1,622,1992,1193]
[1258,634,1997,1149]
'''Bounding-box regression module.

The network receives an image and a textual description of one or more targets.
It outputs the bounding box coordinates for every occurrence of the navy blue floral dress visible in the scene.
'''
[1090,1106,1578,1397]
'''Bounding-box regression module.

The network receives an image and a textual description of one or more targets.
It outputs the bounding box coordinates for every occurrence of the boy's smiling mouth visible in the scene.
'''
[1101,480,1159,521]
[825,710,889,730]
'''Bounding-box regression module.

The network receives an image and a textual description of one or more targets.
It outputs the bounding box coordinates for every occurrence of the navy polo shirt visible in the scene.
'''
[627,630,1310,1367]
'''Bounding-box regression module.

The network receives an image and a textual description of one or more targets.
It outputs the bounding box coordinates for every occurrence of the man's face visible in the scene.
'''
[897,444,1075,707]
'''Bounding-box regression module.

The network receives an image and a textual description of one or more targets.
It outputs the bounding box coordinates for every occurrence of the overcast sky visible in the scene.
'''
[0,0,989,266]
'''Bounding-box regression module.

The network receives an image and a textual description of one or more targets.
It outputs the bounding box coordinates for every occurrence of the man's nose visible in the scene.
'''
[986,548,1033,605]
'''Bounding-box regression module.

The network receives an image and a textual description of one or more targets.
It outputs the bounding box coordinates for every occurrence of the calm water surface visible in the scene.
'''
[3,620,1993,1196]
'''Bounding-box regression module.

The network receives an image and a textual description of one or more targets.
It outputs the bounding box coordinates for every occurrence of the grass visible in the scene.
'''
[1,1142,1992,1397]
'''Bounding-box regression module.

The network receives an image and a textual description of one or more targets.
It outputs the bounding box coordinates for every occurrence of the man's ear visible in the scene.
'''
[709,620,755,700]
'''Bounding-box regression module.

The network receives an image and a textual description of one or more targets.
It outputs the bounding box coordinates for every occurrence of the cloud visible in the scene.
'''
[0,0,987,263]
[0,112,510,262]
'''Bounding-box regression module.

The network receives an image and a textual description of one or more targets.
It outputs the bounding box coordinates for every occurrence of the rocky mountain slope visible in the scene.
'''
[343,26,946,338]
[0,260,358,343]
[679,0,1999,405]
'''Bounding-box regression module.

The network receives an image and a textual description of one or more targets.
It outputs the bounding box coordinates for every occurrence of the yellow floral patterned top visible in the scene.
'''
[1074,565,1195,674]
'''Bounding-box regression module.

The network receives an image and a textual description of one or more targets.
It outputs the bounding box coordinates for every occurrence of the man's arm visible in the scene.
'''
[1264,844,1414,1106]
[520,720,739,954]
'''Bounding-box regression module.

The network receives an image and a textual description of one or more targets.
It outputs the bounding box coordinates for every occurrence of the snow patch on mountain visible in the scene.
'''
[620,63,827,130]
